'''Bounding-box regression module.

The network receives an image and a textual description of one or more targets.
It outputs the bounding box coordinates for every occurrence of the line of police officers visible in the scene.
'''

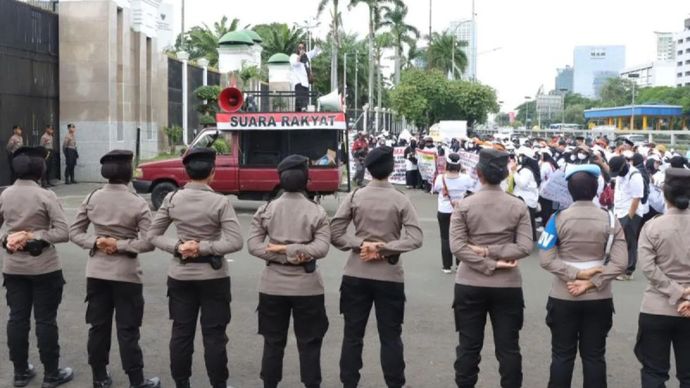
[1,144,689,388]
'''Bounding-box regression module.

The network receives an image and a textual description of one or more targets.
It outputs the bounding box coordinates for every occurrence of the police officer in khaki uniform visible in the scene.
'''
[0,146,74,388]
[636,167,690,388]
[40,125,55,187]
[62,124,78,185]
[539,164,628,387]
[148,147,244,388]
[450,148,533,388]
[70,150,160,388]
[247,155,331,388]
[6,125,24,183]
[330,146,424,388]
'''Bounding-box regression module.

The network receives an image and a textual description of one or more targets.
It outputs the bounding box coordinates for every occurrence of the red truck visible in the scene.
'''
[133,89,350,209]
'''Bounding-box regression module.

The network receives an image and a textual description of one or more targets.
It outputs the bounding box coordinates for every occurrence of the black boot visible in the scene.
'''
[14,364,36,387]
[212,383,228,388]
[93,375,112,388]
[175,379,190,388]
[42,368,74,388]
[131,377,161,388]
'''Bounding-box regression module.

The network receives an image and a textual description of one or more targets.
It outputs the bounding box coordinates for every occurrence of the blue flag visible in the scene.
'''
[537,212,559,250]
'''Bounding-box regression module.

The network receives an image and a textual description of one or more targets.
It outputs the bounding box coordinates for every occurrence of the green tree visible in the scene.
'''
[598,77,634,107]
[564,104,586,125]
[515,100,536,127]
[380,3,420,85]
[426,32,468,78]
[254,23,306,63]
[317,0,342,91]
[173,16,244,67]
[495,112,511,127]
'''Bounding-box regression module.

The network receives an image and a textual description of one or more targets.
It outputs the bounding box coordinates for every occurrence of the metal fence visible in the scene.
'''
[474,128,690,148]
[346,108,406,135]
[0,0,59,185]
[168,57,221,142]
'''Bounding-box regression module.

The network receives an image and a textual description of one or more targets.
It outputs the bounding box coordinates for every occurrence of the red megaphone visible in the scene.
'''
[218,87,244,113]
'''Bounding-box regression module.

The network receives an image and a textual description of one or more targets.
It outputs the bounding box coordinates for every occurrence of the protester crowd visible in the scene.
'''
[0,130,689,388]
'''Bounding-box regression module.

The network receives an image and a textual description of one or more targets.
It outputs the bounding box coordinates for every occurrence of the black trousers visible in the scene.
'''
[3,270,65,374]
[42,151,54,186]
[64,148,77,183]
[453,284,524,388]
[405,170,420,188]
[86,278,145,384]
[619,215,642,275]
[7,154,17,183]
[339,276,406,388]
[258,293,329,388]
[167,276,231,386]
[437,212,455,270]
[354,159,365,186]
[539,197,555,225]
[295,84,309,112]
[545,297,614,388]
[635,313,690,388]
[527,206,538,241]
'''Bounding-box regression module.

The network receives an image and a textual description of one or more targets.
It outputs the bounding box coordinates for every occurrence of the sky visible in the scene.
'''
[175,0,689,112]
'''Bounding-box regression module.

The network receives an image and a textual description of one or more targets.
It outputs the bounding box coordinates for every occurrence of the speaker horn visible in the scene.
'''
[317,89,343,112]
[218,87,244,113]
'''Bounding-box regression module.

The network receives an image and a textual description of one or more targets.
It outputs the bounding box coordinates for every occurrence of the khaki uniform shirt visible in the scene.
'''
[330,180,423,283]
[70,184,154,284]
[40,133,54,151]
[638,208,690,317]
[247,192,330,296]
[539,201,627,301]
[0,180,69,275]
[450,185,533,288]
[62,133,76,150]
[6,134,23,154]
[148,182,243,281]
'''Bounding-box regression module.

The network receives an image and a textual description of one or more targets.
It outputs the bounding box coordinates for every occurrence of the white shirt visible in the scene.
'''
[613,167,645,218]
[290,47,322,88]
[539,162,555,190]
[513,167,539,208]
[433,173,475,213]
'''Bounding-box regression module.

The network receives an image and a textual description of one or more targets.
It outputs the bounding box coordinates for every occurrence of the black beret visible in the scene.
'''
[100,149,133,164]
[364,146,394,168]
[12,146,47,160]
[669,155,688,168]
[608,156,627,177]
[477,148,509,170]
[665,167,690,188]
[277,154,309,173]
[183,147,216,165]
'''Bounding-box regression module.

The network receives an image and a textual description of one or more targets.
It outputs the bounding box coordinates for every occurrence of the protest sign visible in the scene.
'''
[540,170,573,208]
[417,150,437,182]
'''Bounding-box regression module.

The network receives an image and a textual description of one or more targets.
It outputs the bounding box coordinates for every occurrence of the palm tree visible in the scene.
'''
[317,0,341,92]
[181,16,244,67]
[257,24,307,62]
[380,4,420,85]
[426,32,468,78]
[348,0,403,107]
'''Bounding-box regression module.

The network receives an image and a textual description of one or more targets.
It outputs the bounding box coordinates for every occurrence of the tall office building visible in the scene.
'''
[449,19,476,80]
[555,66,573,92]
[655,32,676,61]
[573,45,626,99]
[676,18,690,87]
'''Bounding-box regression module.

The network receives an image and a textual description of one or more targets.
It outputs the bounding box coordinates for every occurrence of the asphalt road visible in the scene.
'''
[0,183,655,387]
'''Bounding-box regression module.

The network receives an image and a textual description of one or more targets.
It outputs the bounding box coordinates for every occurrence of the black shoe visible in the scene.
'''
[64,181,71,185]
[131,377,161,388]
[42,367,74,388]
[212,383,227,388]
[175,379,190,388]
[93,375,112,388]
[14,364,36,387]
[71,181,78,184]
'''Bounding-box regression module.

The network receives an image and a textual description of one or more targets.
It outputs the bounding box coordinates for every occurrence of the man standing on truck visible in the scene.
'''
[290,41,321,112]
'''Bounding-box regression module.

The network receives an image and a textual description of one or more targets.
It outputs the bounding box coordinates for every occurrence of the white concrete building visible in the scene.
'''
[449,19,476,80]
[620,61,677,87]
[655,32,676,61]
[676,17,690,87]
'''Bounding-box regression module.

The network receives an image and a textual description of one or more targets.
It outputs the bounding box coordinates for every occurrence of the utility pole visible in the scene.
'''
[471,0,477,81]
[355,50,359,113]
[368,7,375,111]
[428,0,432,41]
[181,0,185,35]
[343,53,348,110]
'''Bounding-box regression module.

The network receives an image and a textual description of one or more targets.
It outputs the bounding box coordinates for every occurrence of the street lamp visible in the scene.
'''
[176,50,190,145]
[524,96,531,130]
[628,73,640,130]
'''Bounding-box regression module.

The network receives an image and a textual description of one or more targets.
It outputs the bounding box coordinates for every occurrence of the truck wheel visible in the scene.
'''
[151,182,177,210]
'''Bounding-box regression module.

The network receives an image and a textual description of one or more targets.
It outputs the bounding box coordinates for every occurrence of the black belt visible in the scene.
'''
[267,260,316,273]
[180,255,224,270]
[2,239,50,257]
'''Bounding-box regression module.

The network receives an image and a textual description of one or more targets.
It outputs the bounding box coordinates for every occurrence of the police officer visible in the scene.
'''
[6,125,23,183]
[247,155,331,388]
[69,150,160,388]
[539,164,627,387]
[62,124,78,184]
[449,148,533,388]
[636,167,690,388]
[0,146,73,388]
[330,146,424,388]
[40,125,55,187]
[147,147,243,388]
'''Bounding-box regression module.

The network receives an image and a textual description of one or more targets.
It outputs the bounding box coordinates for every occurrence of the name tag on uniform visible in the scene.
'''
[537,212,559,250]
